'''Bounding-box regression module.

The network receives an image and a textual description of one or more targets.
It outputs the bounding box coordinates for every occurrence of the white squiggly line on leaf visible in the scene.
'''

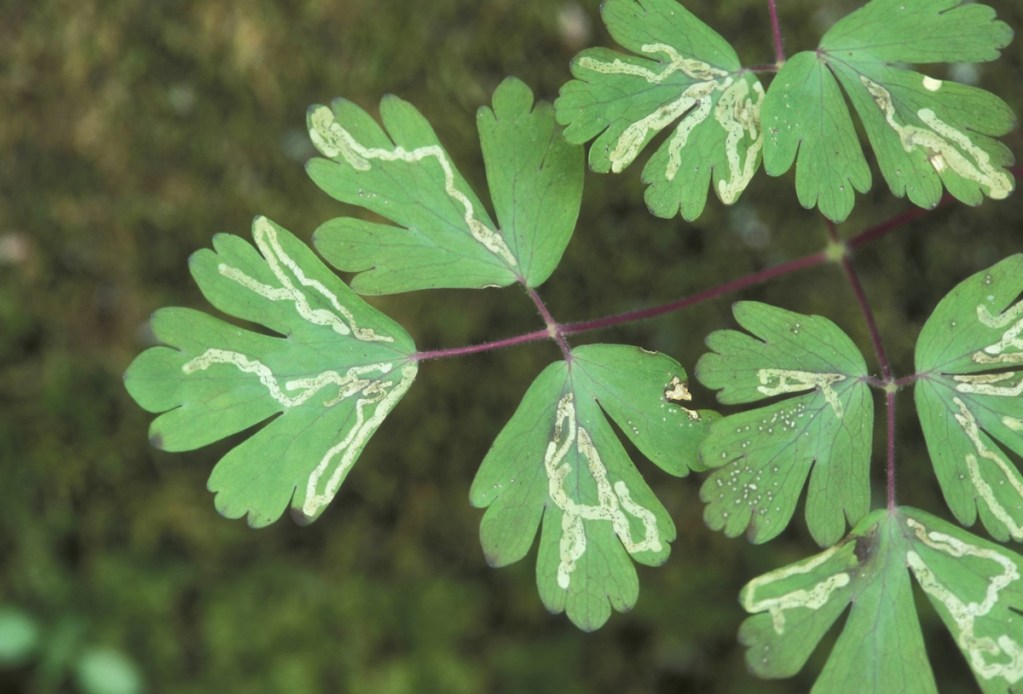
[578,43,763,198]
[971,300,1023,365]
[577,43,728,85]
[859,76,1012,200]
[741,543,850,634]
[756,369,846,418]
[951,397,1023,540]
[906,517,1023,685]
[182,349,395,410]
[218,218,393,343]
[181,350,417,519]
[714,78,764,203]
[307,106,517,269]
[954,371,1023,397]
[303,363,418,518]
[545,393,662,590]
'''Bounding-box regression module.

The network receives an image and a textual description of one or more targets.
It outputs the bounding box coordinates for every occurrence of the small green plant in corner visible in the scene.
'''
[124,0,1022,690]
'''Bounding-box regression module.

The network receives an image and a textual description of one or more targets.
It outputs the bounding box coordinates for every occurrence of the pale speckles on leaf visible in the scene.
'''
[757,368,847,418]
[710,458,782,515]
[755,402,806,436]
[698,302,871,546]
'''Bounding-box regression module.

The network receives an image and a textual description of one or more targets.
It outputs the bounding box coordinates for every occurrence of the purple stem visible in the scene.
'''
[768,0,785,64]
[847,164,1022,252]
[827,219,897,506]
[414,251,828,362]
[886,389,897,511]
[413,328,550,362]
[847,205,932,251]
[846,260,892,381]
[563,250,827,335]
[416,198,964,364]
[828,223,892,382]
[527,286,573,362]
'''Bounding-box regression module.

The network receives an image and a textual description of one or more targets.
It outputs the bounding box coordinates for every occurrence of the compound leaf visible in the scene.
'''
[554,0,764,221]
[915,255,1023,542]
[124,217,418,527]
[470,344,714,630]
[696,302,872,546]
[308,77,582,294]
[740,510,932,692]
[764,0,1015,222]
[740,507,1023,693]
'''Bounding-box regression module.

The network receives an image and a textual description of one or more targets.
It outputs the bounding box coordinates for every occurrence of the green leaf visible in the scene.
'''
[760,52,871,223]
[915,255,1023,542]
[740,510,932,692]
[763,0,1015,222]
[469,344,714,630]
[0,608,39,666]
[74,648,145,694]
[740,507,1023,693]
[476,77,584,289]
[903,509,1023,693]
[308,77,582,293]
[554,0,764,221]
[124,217,418,527]
[696,302,872,546]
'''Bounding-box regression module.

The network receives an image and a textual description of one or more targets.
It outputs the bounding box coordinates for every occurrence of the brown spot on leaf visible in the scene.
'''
[664,375,692,402]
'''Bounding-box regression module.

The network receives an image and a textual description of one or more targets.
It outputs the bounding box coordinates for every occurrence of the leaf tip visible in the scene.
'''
[305,102,327,120]
[289,505,316,527]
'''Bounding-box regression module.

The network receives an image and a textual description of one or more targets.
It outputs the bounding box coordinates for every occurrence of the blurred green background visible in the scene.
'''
[2,0,1022,692]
